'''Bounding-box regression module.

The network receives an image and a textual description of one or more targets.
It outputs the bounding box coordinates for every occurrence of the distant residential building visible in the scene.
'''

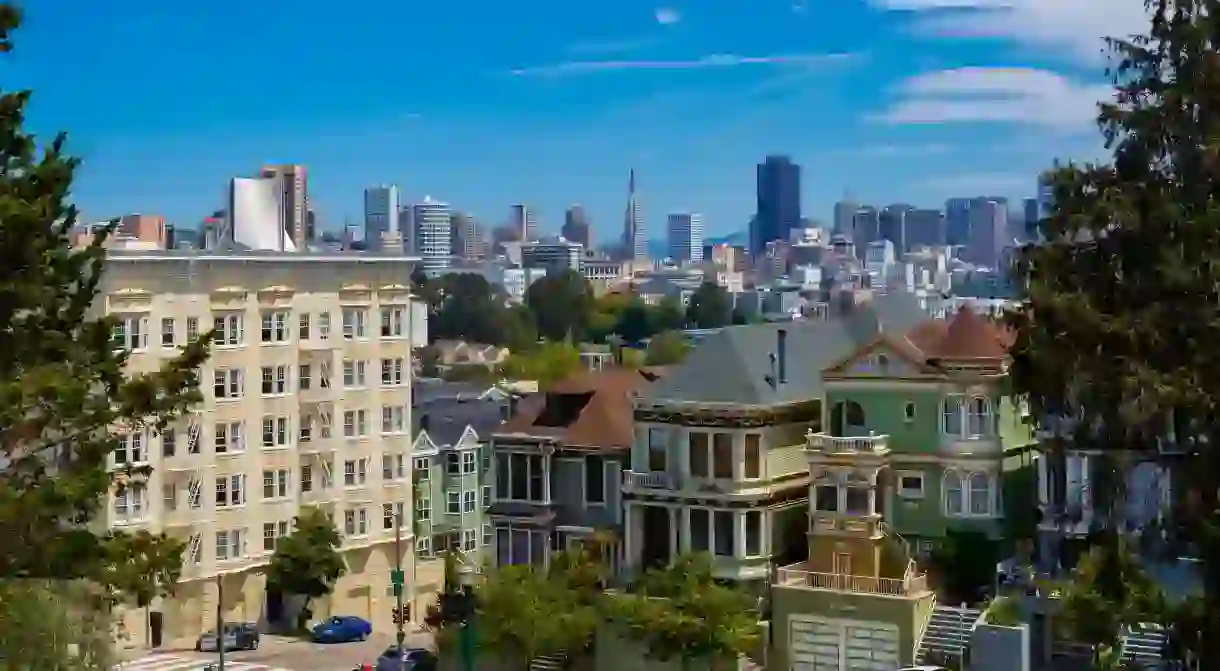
[562,205,591,248]
[73,213,169,250]
[450,211,484,260]
[666,212,704,264]
[751,155,801,256]
[510,204,538,243]
[411,197,452,270]
[364,185,400,251]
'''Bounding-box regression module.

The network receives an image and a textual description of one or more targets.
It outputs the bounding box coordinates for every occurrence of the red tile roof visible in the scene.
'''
[921,305,1009,360]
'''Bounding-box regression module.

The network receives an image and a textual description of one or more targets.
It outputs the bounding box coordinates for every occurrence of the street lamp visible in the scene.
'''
[455,563,478,671]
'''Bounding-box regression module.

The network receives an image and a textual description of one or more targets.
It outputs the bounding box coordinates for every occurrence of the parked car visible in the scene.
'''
[195,622,260,652]
[311,615,373,644]
[373,646,436,671]
[897,666,950,671]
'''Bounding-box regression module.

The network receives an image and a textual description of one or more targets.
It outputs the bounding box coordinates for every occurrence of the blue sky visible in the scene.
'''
[8,0,1141,240]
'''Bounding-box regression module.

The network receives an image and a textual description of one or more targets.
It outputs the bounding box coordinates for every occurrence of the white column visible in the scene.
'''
[623,503,636,570]
[542,453,552,504]
[680,507,691,552]
[678,428,691,483]
[668,506,678,559]
[735,512,745,558]
[732,432,744,480]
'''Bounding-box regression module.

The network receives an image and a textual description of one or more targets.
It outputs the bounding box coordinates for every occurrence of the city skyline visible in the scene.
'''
[11,0,1131,236]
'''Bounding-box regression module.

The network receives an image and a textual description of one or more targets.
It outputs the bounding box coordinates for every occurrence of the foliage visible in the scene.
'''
[429,273,507,346]
[607,554,761,665]
[1056,536,1165,650]
[524,270,595,341]
[425,550,468,636]
[644,330,690,365]
[0,580,115,670]
[930,529,999,605]
[1001,1,1220,661]
[476,563,600,666]
[984,596,1022,627]
[419,345,441,378]
[685,282,732,329]
[267,507,347,630]
[500,340,583,389]
[0,5,209,604]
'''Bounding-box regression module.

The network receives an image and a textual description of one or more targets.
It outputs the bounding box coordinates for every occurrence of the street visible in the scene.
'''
[118,631,435,671]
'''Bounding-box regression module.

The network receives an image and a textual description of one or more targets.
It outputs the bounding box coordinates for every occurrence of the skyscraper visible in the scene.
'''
[259,164,309,248]
[622,169,645,261]
[666,212,704,264]
[363,185,400,251]
[751,155,801,256]
[878,203,915,255]
[833,198,858,236]
[510,204,538,243]
[451,211,485,259]
[945,197,973,246]
[906,208,947,248]
[562,205,591,248]
[966,197,1007,267]
[411,197,452,270]
[851,206,879,254]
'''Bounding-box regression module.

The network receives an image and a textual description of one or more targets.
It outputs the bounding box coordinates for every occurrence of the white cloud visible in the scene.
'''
[870,0,1149,63]
[655,7,681,25]
[510,52,858,77]
[870,66,1112,127]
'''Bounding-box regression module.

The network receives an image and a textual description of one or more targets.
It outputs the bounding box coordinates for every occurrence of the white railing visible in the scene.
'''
[623,470,673,490]
[776,562,928,597]
[806,432,889,454]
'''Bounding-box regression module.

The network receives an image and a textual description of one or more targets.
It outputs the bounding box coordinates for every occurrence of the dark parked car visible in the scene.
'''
[374,646,436,671]
[195,622,260,652]
[311,615,373,643]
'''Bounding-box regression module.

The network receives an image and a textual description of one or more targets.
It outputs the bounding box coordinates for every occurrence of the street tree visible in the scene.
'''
[1002,0,1220,662]
[267,507,347,631]
[0,580,116,670]
[0,2,209,601]
[644,330,690,366]
[477,562,599,670]
[607,554,761,669]
[500,340,583,389]
[685,282,732,329]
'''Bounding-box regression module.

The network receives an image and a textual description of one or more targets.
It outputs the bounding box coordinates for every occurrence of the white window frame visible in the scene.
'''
[446,491,461,514]
[213,314,243,347]
[213,368,243,400]
[380,306,406,338]
[942,394,995,439]
[942,468,996,518]
[111,315,149,351]
[342,308,367,340]
[260,311,290,344]
[897,471,925,499]
[160,317,175,347]
[381,357,406,386]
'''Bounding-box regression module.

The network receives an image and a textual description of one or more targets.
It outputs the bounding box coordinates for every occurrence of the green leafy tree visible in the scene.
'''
[501,340,583,389]
[419,345,442,378]
[929,529,999,605]
[1002,1,1220,662]
[430,273,508,345]
[685,282,732,329]
[524,269,594,341]
[644,330,690,366]
[607,554,761,669]
[496,304,539,352]
[652,296,688,332]
[0,580,116,670]
[614,298,656,344]
[476,563,599,670]
[0,4,208,601]
[267,507,347,631]
[1056,537,1165,662]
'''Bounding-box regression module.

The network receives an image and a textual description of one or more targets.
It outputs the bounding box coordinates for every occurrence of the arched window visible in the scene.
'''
[943,470,963,515]
[968,397,991,436]
[969,471,991,515]
[846,402,865,427]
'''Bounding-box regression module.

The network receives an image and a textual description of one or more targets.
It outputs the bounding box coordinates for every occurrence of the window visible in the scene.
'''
[743,434,762,479]
[482,485,492,507]
[113,484,147,523]
[381,405,406,434]
[461,451,476,474]
[160,318,175,347]
[482,523,493,548]
[462,529,477,551]
[381,358,406,385]
[261,365,290,395]
[343,410,368,438]
[380,306,406,337]
[745,511,762,557]
[943,394,994,438]
[446,453,460,475]
[318,312,331,339]
[260,416,290,448]
[383,454,398,481]
[904,402,917,422]
[186,317,199,342]
[113,431,145,465]
[944,471,964,515]
[845,481,870,514]
[300,416,314,442]
[163,484,177,511]
[111,315,148,351]
[342,308,367,339]
[214,475,246,507]
[161,429,176,458]
[968,397,991,436]
[495,453,545,502]
[898,472,925,498]
[343,459,369,486]
[647,428,667,472]
[496,527,548,567]
[815,484,839,512]
[344,510,356,536]
[689,508,710,552]
[712,433,733,479]
[446,491,460,514]
[689,432,709,478]
[417,537,431,557]
[969,472,992,515]
[383,502,406,529]
[263,523,277,551]
[299,313,311,340]
[414,458,430,478]
[260,311,290,343]
[262,469,290,499]
[215,529,245,561]
[300,464,313,493]
[416,494,431,522]
[585,456,605,504]
[299,364,311,390]
[463,490,477,513]
[942,397,963,435]
[213,314,243,347]
[213,369,243,399]
[713,510,734,556]
[343,360,367,388]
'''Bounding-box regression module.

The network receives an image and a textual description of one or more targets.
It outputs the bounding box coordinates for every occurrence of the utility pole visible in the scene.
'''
[216,574,225,671]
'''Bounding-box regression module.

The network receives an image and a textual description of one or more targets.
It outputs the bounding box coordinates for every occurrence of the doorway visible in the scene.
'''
[641,506,671,569]
[149,611,164,648]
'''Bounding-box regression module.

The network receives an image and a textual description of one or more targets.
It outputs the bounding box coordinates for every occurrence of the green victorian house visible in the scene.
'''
[771,305,1038,670]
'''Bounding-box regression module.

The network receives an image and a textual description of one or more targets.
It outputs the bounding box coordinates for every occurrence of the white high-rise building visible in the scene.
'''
[226,177,296,252]
[101,249,437,651]
[364,185,401,251]
[666,212,703,264]
[411,197,452,270]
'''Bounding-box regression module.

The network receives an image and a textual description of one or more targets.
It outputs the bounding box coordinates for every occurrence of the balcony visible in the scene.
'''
[940,432,1001,456]
[806,431,890,454]
[775,560,929,597]
[623,470,674,490]
[810,513,884,538]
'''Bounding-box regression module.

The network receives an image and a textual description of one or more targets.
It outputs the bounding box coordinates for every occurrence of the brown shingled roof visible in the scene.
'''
[495,367,665,453]
[930,306,1009,360]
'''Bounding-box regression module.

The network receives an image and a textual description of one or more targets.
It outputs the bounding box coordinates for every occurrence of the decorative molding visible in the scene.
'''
[634,400,821,427]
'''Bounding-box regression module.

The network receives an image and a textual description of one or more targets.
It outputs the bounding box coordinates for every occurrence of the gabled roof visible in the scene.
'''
[932,305,1010,360]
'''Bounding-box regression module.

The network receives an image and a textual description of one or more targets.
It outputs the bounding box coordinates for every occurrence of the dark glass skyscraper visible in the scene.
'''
[751,155,801,256]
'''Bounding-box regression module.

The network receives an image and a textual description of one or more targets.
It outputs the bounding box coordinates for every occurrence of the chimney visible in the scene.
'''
[777,328,789,384]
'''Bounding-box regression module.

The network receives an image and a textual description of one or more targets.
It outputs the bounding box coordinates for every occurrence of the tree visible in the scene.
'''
[267,507,347,631]
[607,554,761,669]
[476,563,599,670]
[686,282,732,329]
[524,270,594,341]
[419,345,441,378]
[653,296,688,332]
[0,4,209,600]
[1056,536,1165,661]
[644,330,690,366]
[614,298,656,344]
[430,273,504,345]
[500,341,583,389]
[495,304,538,353]
[1002,1,1220,662]
[929,529,999,605]
[0,580,116,670]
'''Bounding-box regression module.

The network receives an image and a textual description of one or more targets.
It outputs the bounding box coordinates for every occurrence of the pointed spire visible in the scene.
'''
[629,168,636,195]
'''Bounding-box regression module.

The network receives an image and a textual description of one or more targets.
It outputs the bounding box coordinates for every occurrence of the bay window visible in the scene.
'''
[942,469,994,517]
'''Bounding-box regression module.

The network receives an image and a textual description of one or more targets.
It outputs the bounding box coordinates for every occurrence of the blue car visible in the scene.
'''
[311,615,372,643]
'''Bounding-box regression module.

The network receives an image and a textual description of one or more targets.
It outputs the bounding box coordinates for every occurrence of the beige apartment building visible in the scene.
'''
[100,250,431,650]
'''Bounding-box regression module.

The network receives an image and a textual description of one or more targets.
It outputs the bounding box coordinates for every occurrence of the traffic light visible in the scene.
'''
[392,606,401,625]
[391,605,410,625]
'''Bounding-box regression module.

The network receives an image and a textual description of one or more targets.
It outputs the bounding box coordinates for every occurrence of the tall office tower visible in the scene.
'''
[666,212,704,264]
[622,169,646,261]
[945,197,973,246]
[510,204,538,243]
[878,203,915,255]
[850,206,879,256]
[259,164,309,248]
[226,176,295,251]
[750,155,801,257]
[363,185,401,251]
[562,204,591,248]
[966,197,1007,267]
[102,249,425,650]
[906,208,947,248]
[411,197,453,270]
[306,208,317,243]
[833,198,858,236]
[450,211,485,259]
[521,237,584,273]
[1023,197,1040,240]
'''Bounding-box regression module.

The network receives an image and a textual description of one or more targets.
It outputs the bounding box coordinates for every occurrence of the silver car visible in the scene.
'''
[195,623,260,652]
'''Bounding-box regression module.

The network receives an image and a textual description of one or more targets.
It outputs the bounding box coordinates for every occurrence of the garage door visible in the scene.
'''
[789,615,900,671]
